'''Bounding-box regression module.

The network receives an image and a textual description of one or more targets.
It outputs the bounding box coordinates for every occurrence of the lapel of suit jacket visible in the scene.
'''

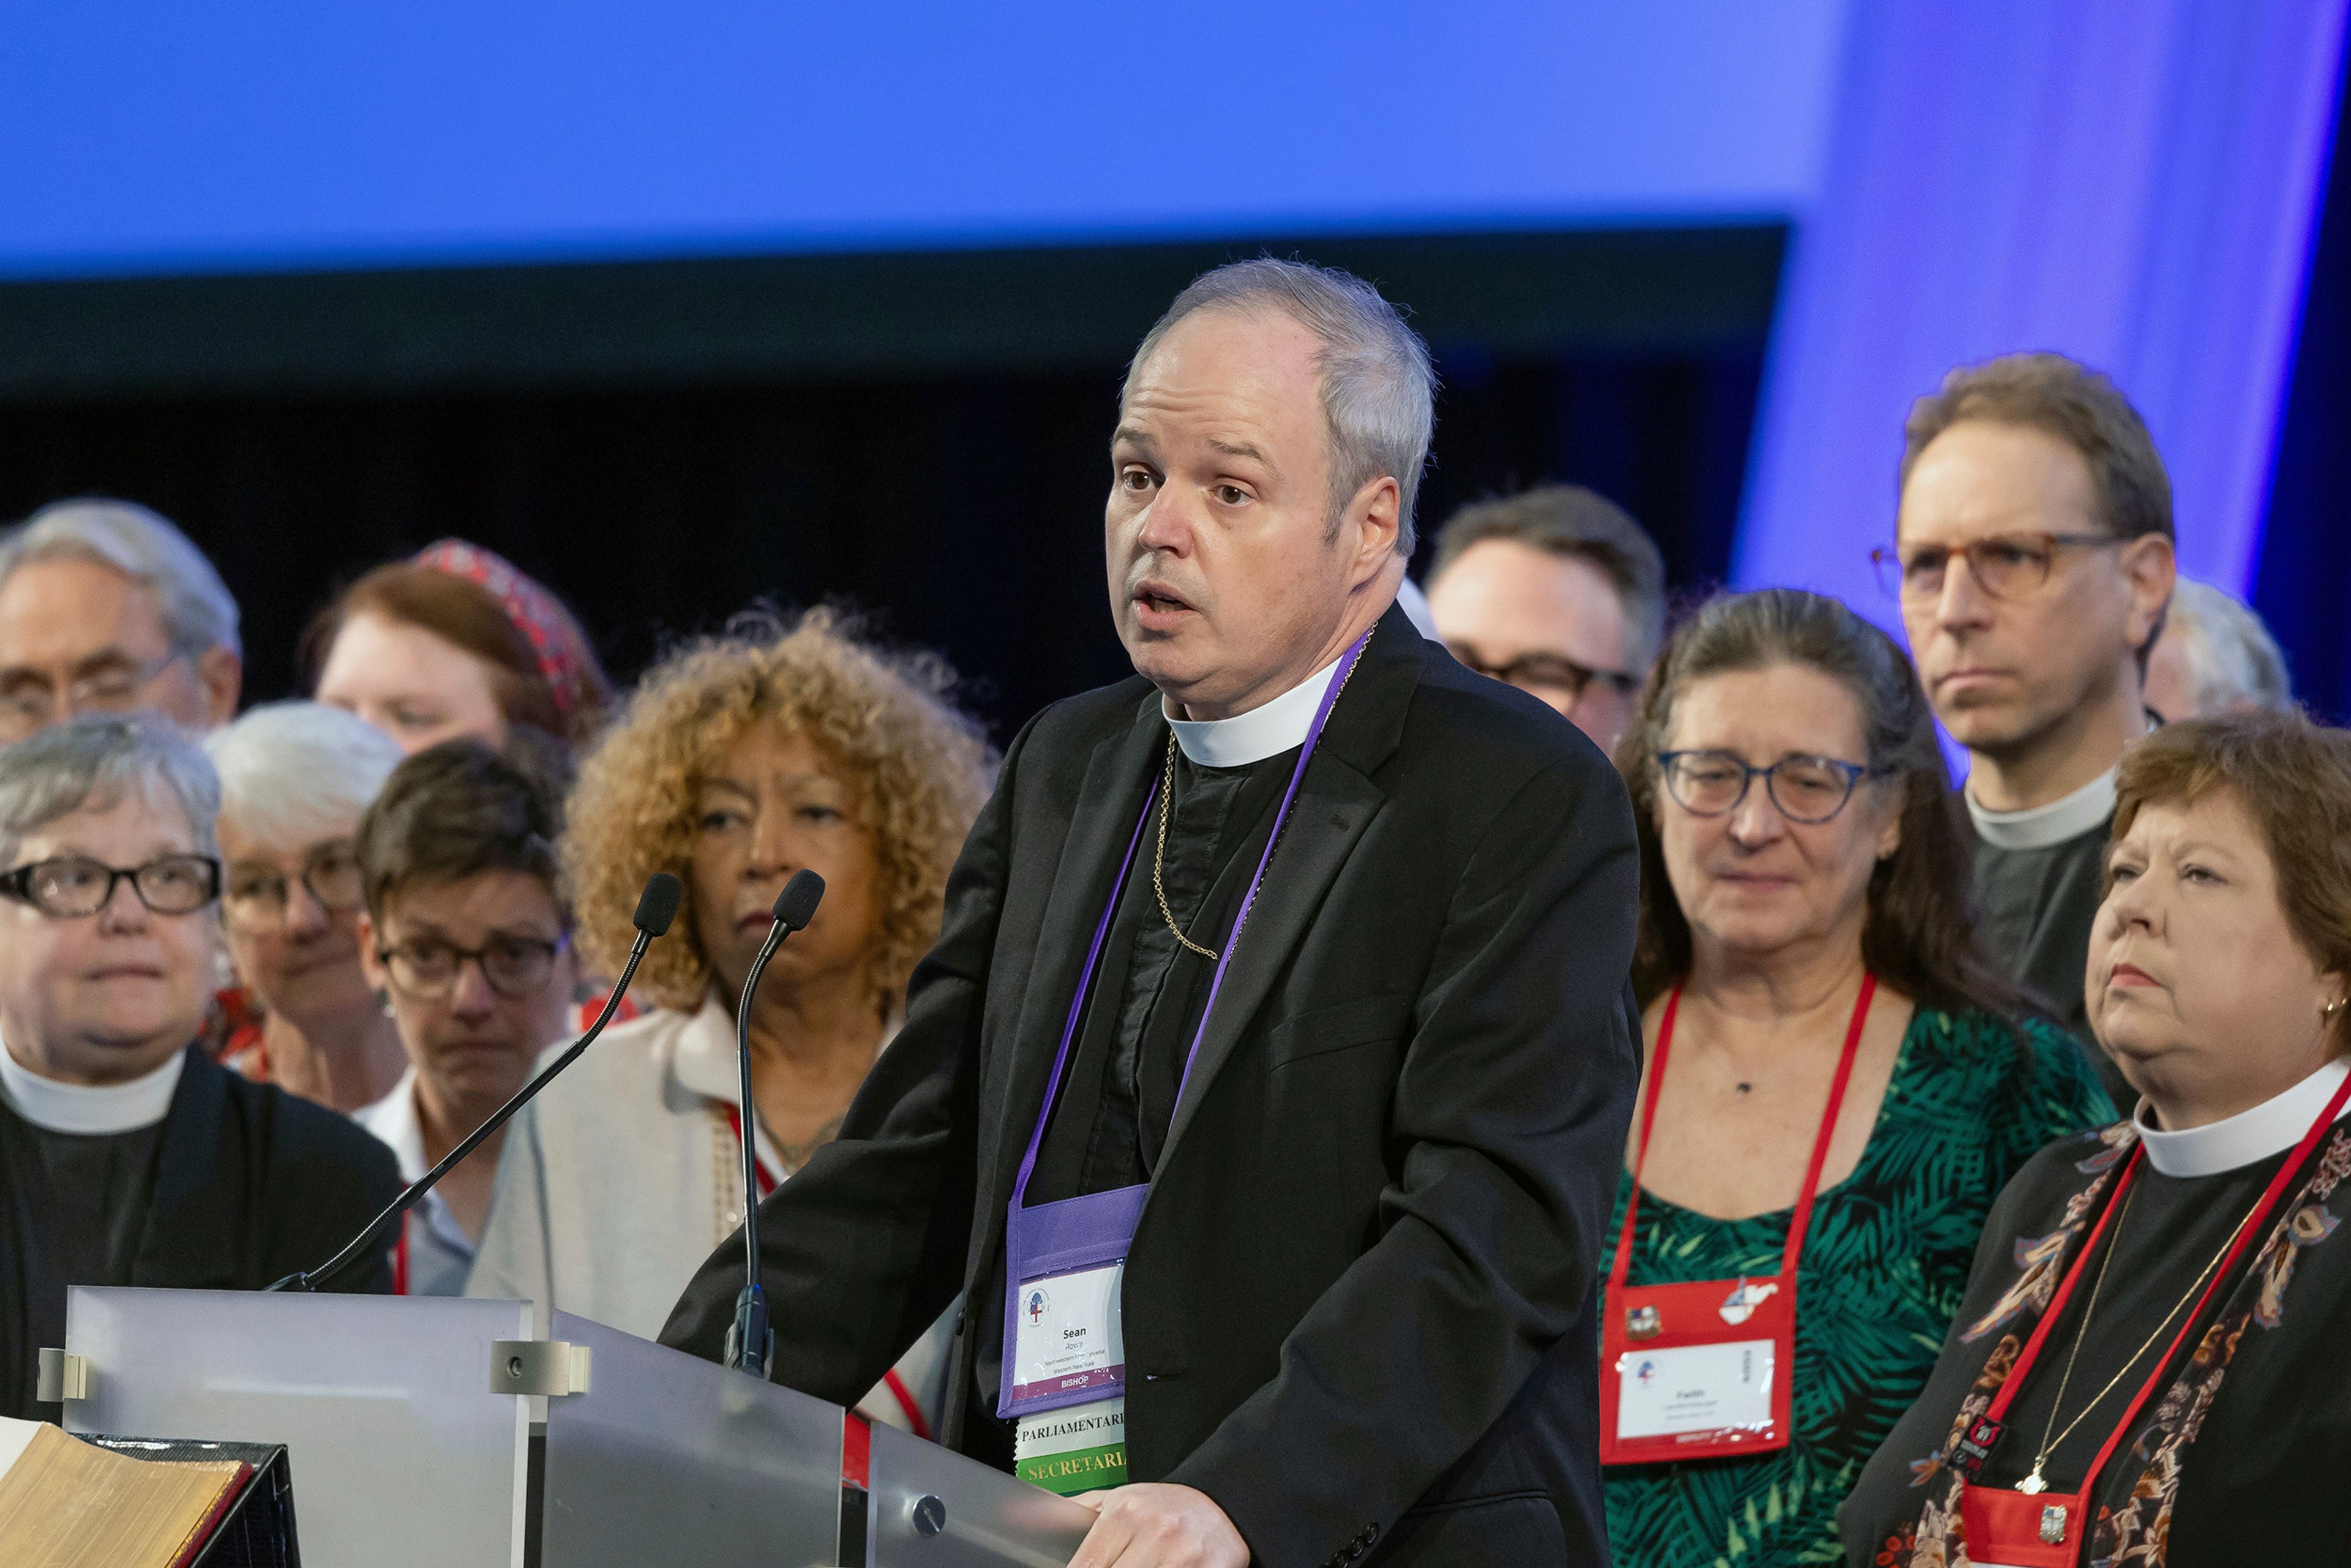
[1152,603,1427,1177]
[133,1046,241,1288]
[978,688,1168,1226]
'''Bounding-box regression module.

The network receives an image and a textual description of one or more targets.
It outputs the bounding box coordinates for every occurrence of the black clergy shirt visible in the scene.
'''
[0,1045,402,1422]
[0,1101,167,1419]
[967,744,1293,1457]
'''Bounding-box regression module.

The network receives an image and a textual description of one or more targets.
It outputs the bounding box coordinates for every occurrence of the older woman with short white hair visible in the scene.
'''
[0,714,399,1419]
[206,702,407,1111]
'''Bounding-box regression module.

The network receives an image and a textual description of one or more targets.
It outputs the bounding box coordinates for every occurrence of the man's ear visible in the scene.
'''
[2121,534,2178,664]
[1343,475,1403,582]
[197,647,242,729]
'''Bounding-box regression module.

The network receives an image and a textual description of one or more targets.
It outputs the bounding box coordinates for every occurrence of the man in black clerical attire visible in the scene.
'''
[0,715,400,1421]
[1886,353,2177,1108]
[664,260,1640,1567]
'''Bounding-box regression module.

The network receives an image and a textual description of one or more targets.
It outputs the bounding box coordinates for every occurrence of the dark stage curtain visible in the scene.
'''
[0,351,1761,738]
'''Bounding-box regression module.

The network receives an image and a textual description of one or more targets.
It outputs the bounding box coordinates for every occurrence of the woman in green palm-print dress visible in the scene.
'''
[1603,591,2113,1568]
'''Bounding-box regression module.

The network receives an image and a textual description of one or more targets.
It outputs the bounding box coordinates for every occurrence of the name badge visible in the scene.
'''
[1613,1337,1775,1442]
[1010,1260,1125,1406]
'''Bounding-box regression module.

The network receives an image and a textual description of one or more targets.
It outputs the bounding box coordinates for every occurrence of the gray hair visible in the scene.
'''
[1123,258,1436,555]
[206,701,403,853]
[0,498,242,662]
[0,713,221,865]
[1428,484,1670,673]
[2164,577,2295,716]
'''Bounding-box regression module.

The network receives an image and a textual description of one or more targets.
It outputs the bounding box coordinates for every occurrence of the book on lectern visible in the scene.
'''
[0,1417,296,1567]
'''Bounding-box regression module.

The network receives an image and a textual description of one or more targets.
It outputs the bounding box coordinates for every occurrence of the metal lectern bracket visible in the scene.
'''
[489,1340,590,1397]
[36,1348,91,1403]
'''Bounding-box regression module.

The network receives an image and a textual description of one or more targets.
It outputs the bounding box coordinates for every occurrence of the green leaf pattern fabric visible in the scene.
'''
[1600,1006,2113,1567]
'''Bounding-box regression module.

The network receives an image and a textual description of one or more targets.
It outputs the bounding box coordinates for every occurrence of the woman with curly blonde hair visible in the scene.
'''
[468,609,990,1434]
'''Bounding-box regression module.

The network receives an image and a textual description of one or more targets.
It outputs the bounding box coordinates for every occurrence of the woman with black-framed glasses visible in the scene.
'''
[0,713,402,1420]
[1596,589,2113,1568]
[347,737,580,1297]
[206,702,408,1113]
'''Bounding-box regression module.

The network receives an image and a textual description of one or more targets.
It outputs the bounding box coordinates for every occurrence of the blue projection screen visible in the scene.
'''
[0,0,1848,280]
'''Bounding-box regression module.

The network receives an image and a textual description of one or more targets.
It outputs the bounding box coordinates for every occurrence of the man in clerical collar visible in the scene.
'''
[1882,352,2177,1105]
[664,258,1641,1568]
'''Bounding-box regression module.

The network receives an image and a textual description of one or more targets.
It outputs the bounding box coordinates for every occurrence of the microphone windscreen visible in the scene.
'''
[773,869,826,932]
[634,872,685,937]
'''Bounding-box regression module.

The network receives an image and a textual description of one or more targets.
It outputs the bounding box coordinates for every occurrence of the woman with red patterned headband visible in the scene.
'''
[305,539,613,754]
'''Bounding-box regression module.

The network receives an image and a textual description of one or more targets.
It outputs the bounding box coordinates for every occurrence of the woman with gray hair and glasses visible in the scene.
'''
[0,714,400,1420]
[206,702,408,1111]
[1596,590,2111,1568]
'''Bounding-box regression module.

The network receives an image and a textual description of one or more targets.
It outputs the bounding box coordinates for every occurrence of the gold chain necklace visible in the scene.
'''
[1153,732,1223,960]
[2017,1182,2255,1493]
[1150,635,1373,964]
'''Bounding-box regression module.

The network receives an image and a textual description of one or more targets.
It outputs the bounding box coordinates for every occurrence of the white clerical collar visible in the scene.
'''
[2136,1058,2351,1177]
[1968,767,2117,851]
[1163,657,1342,768]
[0,1039,184,1135]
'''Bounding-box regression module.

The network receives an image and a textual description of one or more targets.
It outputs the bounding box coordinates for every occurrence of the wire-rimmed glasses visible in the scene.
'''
[222,839,366,932]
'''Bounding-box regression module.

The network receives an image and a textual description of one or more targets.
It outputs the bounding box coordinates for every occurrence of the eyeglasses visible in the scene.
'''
[0,651,189,742]
[1870,533,2126,604]
[376,932,569,1001]
[0,853,222,918]
[1447,645,1638,706]
[1655,751,1881,825]
[222,840,365,932]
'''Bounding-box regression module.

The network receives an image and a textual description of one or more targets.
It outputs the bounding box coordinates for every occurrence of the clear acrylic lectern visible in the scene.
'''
[64,1286,536,1567]
[865,1421,1093,1566]
[54,1286,1096,1567]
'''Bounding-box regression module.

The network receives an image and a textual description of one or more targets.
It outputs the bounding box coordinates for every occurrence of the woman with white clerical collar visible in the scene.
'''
[0,714,401,1420]
[1600,591,2111,1568]
[1848,711,2351,1567]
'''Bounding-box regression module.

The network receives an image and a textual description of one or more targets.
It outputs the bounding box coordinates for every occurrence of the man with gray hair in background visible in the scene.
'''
[0,498,243,741]
[664,258,1640,1566]
[2142,575,2295,721]
[1424,484,1667,753]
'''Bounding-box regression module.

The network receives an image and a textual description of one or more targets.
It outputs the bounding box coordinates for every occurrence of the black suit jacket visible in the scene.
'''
[662,605,1641,1567]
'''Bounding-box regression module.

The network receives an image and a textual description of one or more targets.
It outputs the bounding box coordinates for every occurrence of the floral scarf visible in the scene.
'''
[1892,1121,2351,1567]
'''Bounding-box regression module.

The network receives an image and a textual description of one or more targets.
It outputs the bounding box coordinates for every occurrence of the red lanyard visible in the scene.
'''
[1955,1068,2351,1565]
[1598,975,1877,1465]
[725,1103,781,1196]
[1610,973,1878,1298]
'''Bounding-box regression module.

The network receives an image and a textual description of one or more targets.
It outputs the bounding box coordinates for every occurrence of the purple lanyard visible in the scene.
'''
[1007,626,1373,1210]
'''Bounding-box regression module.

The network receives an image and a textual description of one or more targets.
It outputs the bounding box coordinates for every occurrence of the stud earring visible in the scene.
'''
[2324,998,2344,1021]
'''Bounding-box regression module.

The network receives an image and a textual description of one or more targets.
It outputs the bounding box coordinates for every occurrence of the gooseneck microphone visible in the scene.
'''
[267,872,686,1294]
[723,868,825,1378]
